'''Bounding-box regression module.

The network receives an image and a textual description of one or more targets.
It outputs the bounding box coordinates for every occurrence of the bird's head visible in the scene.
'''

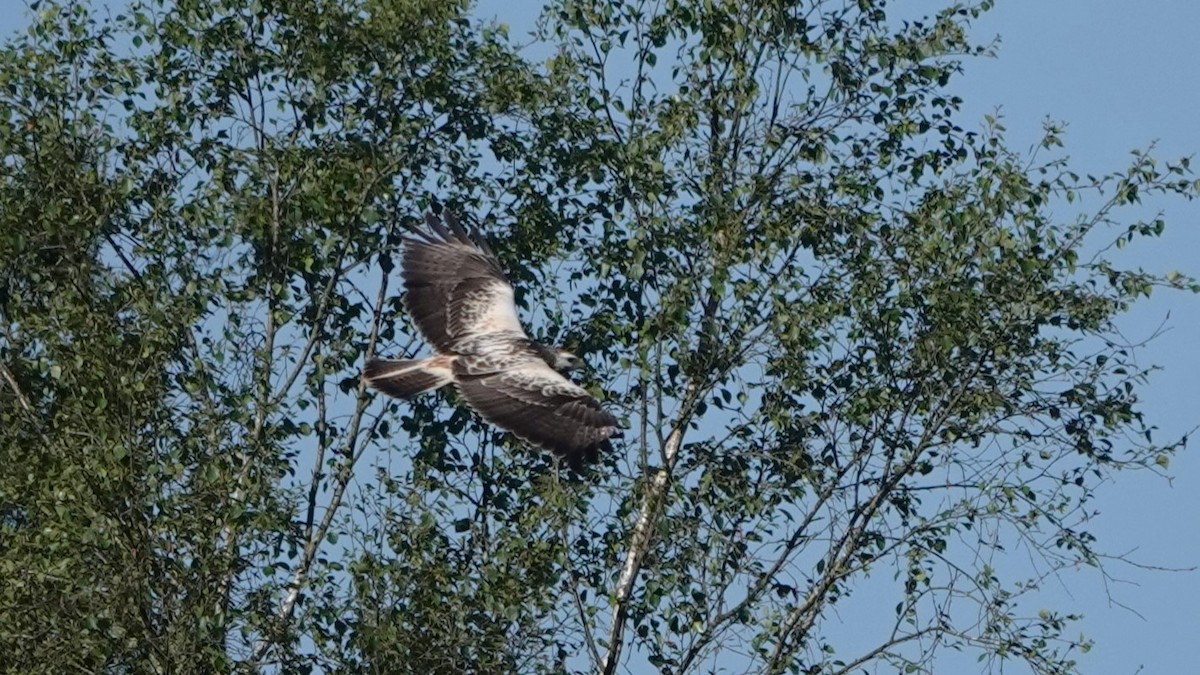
[552,348,583,373]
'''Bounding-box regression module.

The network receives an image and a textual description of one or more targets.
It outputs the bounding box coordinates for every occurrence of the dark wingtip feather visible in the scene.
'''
[440,209,473,246]
[424,211,453,242]
[413,208,498,259]
[559,438,613,474]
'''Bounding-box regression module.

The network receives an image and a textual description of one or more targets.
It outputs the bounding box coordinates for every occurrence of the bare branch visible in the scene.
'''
[600,422,686,675]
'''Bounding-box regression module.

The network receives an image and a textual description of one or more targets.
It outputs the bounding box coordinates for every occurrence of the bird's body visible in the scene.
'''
[364,210,618,469]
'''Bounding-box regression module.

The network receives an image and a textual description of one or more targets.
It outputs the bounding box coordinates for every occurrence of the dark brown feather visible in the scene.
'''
[400,215,514,351]
[382,210,618,471]
[454,366,618,470]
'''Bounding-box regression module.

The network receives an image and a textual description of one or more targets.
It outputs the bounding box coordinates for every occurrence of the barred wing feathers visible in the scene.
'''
[454,358,619,469]
[402,212,524,352]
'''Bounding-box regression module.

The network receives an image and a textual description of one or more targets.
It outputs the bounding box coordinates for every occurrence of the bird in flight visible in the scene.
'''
[364,210,619,470]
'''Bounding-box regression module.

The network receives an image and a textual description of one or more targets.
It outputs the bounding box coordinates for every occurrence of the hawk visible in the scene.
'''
[364,210,619,469]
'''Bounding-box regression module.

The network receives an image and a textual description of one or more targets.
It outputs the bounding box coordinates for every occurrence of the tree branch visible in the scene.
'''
[600,421,686,675]
[249,234,395,663]
[0,362,32,414]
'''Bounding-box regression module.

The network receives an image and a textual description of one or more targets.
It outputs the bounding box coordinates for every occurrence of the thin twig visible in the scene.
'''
[249,222,396,663]
[1,362,33,414]
[562,515,603,670]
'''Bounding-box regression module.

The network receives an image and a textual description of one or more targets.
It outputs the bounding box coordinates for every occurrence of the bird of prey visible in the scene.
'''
[364,210,618,469]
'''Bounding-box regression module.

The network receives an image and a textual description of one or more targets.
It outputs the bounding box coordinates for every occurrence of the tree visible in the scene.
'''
[0,0,1195,673]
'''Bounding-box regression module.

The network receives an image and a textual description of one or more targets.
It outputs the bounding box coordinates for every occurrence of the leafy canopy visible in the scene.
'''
[0,0,1195,673]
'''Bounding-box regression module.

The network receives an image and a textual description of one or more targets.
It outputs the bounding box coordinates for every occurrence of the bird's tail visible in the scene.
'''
[363,356,455,399]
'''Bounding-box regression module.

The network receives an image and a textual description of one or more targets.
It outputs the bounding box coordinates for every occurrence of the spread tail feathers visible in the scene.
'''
[363,356,455,399]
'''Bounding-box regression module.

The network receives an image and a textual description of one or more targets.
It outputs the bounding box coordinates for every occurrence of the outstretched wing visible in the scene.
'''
[402,211,525,351]
[453,357,619,470]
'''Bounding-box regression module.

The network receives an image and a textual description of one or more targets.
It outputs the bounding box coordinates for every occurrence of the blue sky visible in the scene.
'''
[938,3,1199,673]
[6,1,1196,672]
[473,0,1200,669]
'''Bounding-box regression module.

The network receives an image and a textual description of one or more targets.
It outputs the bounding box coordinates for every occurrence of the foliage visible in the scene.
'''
[0,0,1195,673]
